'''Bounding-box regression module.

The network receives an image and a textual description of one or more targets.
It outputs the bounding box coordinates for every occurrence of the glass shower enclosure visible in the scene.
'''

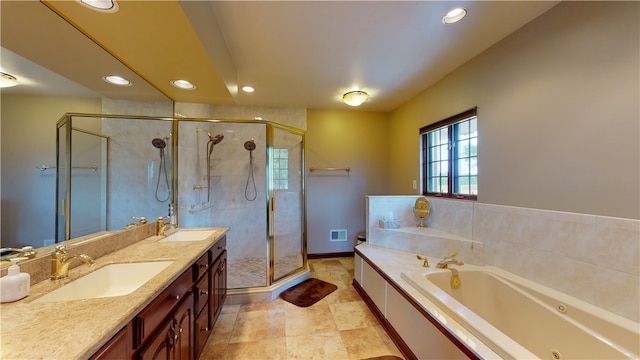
[177,119,306,289]
[57,113,306,291]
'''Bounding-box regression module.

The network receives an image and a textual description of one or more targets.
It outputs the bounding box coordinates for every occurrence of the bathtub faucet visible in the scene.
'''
[436,252,464,269]
[436,253,464,288]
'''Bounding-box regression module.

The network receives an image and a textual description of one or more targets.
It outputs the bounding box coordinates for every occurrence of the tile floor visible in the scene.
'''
[200,257,404,360]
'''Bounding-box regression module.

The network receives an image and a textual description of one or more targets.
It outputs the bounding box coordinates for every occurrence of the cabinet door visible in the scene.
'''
[173,293,194,360]
[210,251,227,326]
[362,260,387,316]
[90,325,131,360]
[138,320,173,360]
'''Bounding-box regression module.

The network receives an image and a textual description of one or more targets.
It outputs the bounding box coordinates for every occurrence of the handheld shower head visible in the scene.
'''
[212,134,224,145]
[244,139,256,151]
[152,138,166,149]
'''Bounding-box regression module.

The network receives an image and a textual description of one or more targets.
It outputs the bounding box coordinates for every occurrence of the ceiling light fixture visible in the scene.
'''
[342,90,369,106]
[242,86,255,93]
[78,0,119,12]
[443,7,467,24]
[171,79,196,90]
[102,75,131,86]
[0,72,20,88]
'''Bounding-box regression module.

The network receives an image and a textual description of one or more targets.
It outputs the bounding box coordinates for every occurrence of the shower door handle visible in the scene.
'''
[269,196,275,237]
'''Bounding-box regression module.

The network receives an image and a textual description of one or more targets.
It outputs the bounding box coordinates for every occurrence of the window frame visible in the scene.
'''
[420,108,477,200]
[272,148,289,190]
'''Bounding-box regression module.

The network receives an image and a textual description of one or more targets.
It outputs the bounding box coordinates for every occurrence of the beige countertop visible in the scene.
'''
[0,228,228,360]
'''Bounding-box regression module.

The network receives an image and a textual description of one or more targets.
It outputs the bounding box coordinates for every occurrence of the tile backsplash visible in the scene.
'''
[366,196,640,322]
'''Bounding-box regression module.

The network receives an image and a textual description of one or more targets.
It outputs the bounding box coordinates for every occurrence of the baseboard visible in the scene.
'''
[307,251,354,259]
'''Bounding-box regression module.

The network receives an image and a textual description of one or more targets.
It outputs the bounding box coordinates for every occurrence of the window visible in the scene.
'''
[420,108,477,200]
[272,148,289,190]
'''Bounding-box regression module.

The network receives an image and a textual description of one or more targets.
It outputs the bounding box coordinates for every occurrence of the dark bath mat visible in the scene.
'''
[280,278,337,307]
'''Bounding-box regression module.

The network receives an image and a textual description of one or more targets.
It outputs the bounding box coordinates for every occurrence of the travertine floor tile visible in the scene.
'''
[229,309,285,343]
[323,286,361,305]
[284,301,338,337]
[208,312,238,345]
[224,337,287,359]
[201,257,403,360]
[239,298,286,313]
[340,326,402,359]
[330,301,379,331]
[285,331,349,360]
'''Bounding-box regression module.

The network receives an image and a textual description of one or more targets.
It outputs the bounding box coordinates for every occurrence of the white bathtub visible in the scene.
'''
[402,267,639,360]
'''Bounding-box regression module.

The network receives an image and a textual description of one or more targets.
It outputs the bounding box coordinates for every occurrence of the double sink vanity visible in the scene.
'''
[0,224,228,360]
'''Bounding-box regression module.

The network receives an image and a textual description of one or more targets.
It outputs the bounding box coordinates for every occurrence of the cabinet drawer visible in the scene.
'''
[211,236,226,262]
[135,269,192,347]
[193,251,211,281]
[195,308,211,358]
[194,271,209,316]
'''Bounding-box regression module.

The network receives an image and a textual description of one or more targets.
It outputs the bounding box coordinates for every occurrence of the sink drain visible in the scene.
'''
[550,348,563,360]
[557,303,567,313]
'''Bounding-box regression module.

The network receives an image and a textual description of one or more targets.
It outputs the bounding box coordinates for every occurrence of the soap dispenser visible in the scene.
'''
[0,258,30,303]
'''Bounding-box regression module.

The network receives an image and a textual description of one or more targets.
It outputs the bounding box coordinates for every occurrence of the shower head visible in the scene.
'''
[152,138,166,149]
[244,139,256,151]
[212,134,224,145]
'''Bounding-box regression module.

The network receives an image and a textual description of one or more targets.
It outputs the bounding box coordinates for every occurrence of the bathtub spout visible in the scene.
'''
[449,267,462,288]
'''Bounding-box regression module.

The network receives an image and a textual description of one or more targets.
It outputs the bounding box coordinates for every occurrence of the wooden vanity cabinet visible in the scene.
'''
[91,235,227,360]
[90,324,132,360]
[211,250,227,322]
[137,292,194,360]
[194,236,227,358]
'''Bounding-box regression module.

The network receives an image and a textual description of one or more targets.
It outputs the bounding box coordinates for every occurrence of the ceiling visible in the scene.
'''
[1,1,559,112]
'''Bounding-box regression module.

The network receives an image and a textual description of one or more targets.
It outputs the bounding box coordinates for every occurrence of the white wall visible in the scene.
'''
[389,2,640,219]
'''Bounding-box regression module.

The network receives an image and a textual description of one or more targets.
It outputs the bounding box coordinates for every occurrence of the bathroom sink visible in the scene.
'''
[32,261,173,303]
[159,229,218,242]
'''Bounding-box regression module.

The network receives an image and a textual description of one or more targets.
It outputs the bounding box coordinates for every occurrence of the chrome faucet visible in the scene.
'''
[436,252,464,288]
[156,217,178,236]
[51,245,94,280]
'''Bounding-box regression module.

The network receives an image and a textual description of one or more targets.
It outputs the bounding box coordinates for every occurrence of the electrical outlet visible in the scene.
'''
[412,179,417,190]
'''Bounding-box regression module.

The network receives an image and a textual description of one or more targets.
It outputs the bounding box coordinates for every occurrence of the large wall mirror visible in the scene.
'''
[1,2,173,257]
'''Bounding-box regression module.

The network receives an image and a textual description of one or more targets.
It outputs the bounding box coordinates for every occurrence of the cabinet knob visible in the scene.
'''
[200,290,209,296]
[175,295,180,300]
[201,327,209,332]
[199,263,207,269]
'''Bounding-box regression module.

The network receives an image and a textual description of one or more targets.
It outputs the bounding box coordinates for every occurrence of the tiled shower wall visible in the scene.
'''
[366,196,640,322]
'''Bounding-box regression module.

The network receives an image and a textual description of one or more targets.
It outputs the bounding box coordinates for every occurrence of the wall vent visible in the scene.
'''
[330,229,347,242]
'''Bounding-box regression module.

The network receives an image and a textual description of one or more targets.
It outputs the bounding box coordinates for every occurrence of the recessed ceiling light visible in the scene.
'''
[242,86,255,93]
[78,0,119,12]
[0,72,20,88]
[443,7,467,24]
[102,75,131,86]
[171,79,196,90]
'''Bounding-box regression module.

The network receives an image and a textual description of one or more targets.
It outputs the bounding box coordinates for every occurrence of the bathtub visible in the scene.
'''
[402,267,639,360]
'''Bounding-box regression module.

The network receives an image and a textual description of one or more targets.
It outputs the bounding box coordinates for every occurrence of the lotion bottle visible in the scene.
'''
[0,258,30,303]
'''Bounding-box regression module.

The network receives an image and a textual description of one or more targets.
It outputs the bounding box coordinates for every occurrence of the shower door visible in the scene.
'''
[270,125,305,282]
